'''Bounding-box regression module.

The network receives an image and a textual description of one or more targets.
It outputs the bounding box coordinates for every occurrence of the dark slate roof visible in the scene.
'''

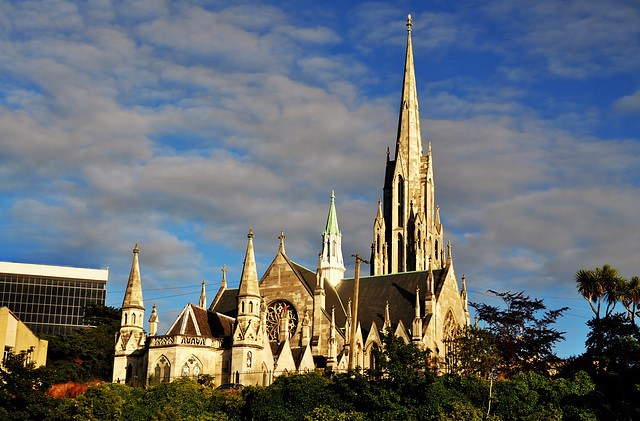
[290,262,347,327]
[210,312,235,337]
[335,269,447,336]
[212,289,238,318]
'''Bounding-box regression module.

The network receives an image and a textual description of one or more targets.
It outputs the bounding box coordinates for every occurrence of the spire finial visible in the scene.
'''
[248,227,254,239]
[407,14,413,33]
[278,230,286,251]
[133,243,139,254]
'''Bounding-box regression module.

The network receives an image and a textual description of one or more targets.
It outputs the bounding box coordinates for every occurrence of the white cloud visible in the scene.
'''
[614,87,640,113]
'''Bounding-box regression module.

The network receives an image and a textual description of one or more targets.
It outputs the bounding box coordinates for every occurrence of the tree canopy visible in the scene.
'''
[470,290,568,378]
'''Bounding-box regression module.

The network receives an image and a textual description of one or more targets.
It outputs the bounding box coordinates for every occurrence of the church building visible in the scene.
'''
[112,16,470,386]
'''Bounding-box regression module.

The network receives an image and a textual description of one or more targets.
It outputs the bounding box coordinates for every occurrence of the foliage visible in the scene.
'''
[40,303,121,383]
[471,290,568,378]
[0,351,58,420]
[446,325,502,378]
[243,372,343,421]
[575,265,626,319]
[368,328,431,387]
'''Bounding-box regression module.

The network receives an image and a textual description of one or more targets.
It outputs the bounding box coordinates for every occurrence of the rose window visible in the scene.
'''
[266,300,298,341]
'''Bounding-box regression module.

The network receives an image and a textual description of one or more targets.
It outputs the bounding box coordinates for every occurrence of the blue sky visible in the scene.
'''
[1,0,639,358]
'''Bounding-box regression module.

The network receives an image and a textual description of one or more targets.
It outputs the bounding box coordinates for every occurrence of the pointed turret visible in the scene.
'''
[371,199,387,276]
[198,280,207,309]
[149,303,158,337]
[384,301,391,330]
[238,228,260,298]
[209,265,227,311]
[412,287,422,342]
[122,244,144,312]
[321,191,345,286]
[323,191,341,237]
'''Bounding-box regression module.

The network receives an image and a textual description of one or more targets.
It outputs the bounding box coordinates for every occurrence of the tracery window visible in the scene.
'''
[266,301,298,341]
[443,310,458,373]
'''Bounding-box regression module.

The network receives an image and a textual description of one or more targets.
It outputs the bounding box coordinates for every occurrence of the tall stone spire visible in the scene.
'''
[321,191,345,286]
[395,14,423,167]
[122,244,144,311]
[238,228,260,298]
[373,15,443,276]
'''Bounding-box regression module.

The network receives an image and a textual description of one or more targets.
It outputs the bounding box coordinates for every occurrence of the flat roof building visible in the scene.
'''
[0,262,108,335]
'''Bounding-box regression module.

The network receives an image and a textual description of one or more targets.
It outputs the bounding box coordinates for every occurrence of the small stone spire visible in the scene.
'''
[384,301,391,330]
[199,280,207,309]
[221,265,227,289]
[122,244,144,311]
[412,287,422,342]
[316,253,324,291]
[278,230,286,254]
[148,303,158,336]
[435,205,441,226]
[447,240,452,266]
[238,228,260,298]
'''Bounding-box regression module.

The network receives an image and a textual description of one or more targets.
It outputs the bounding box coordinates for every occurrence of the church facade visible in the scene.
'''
[112,16,470,386]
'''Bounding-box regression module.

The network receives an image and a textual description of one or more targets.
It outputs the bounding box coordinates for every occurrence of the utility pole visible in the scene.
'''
[349,254,369,370]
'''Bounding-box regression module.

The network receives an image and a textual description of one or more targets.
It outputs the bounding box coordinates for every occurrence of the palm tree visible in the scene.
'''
[576,268,601,318]
[575,265,625,319]
[597,264,626,317]
[620,276,640,326]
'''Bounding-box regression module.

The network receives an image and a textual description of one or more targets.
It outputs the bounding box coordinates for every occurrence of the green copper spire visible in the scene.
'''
[323,191,341,237]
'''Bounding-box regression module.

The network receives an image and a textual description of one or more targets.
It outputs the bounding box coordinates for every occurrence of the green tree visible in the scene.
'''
[368,328,432,388]
[620,276,640,326]
[0,351,59,420]
[446,325,502,378]
[41,303,121,383]
[472,290,568,378]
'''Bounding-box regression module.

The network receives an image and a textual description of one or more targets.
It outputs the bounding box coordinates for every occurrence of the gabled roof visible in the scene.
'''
[335,269,446,336]
[166,303,225,338]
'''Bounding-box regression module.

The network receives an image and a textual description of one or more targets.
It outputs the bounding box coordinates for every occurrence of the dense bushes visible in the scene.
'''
[0,370,605,420]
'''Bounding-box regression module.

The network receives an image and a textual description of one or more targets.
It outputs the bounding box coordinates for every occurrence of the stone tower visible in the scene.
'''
[371,15,444,276]
[321,191,345,286]
[113,244,147,383]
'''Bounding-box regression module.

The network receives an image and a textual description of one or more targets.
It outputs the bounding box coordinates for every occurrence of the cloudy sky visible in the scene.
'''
[1,0,639,357]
